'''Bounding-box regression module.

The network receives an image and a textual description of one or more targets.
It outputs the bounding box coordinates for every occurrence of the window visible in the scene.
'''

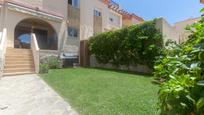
[68,0,72,5]
[68,0,79,8]
[68,27,78,38]
[109,12,121,26]
[94,10,101,17]
[73,0,79,8]
[109,18,113,22]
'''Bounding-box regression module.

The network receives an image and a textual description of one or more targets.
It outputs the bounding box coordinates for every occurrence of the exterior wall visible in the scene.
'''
[132,18,143,25]
[122,17,143,27]
[68,5,80,32]
[8,0,67,17]
[42,0,67,17]
[4,9,64,49]
[0,6,1,31]
[155,18,180,43]
[174,17,200,42]
[122,19,132,27]
[63,4,80,54]
[80,0,122,40]
[108,10,122,29]
[156,18,201,44]
[122,14,144,27]
[93,14,103,34]
[0,0,81,54]
[11,0,43,7]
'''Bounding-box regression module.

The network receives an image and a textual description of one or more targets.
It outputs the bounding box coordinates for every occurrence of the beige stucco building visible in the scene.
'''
[174,17,201,43]
[80,0,122,40]
[0,0,124,76]
[121,13,144,27]
[156,17,200,44]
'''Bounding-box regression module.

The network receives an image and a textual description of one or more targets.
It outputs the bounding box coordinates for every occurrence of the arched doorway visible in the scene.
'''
[14,18,58,50]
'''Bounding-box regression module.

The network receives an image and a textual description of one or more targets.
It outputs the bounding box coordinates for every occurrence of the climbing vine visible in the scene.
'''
[88,19,163,68]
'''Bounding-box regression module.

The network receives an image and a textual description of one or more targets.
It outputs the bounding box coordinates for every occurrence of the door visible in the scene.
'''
[14,27,31,49]
[33,29,48,49]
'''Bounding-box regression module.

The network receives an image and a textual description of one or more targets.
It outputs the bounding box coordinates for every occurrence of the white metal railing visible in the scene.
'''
[31,33,40,73]
[0,28,7,78]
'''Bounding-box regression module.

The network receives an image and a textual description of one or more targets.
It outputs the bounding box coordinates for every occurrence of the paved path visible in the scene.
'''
[0,74,78,115]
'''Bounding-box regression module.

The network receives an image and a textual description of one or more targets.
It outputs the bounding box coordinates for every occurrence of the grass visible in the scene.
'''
[40,68,159,115]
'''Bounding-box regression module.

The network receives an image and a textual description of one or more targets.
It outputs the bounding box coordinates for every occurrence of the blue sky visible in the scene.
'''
[114,0,203,25]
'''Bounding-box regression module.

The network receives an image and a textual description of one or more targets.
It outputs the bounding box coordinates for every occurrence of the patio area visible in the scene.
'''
[0,74,77,115]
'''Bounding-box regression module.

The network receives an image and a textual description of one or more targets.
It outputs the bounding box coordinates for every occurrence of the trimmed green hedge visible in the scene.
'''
[88,20,163,68]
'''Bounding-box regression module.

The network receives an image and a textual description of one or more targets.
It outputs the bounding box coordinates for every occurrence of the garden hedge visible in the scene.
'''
[88,19,163,68]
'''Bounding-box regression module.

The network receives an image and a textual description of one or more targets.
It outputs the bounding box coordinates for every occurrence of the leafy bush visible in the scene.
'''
[39,63,49,73]
[154,9,204,114]
[88,19,163,68]
[47,56,61,69]
[39,56,61,73]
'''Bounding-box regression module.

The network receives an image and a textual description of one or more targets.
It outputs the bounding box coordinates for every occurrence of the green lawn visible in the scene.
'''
[41,68,159,115]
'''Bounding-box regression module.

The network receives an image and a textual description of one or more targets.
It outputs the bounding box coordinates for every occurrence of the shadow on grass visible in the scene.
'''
[83,67,153,77]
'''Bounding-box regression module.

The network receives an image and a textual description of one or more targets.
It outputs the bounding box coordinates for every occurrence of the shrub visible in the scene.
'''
[39,63,49,73]
[39,56,61,73]
[47,56,61,69]
[154,9,204,114]
[88,19,163,68]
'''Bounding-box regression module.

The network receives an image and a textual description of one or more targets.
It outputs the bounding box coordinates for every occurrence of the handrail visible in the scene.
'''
[0,28,7,78]
[31,33,40,73]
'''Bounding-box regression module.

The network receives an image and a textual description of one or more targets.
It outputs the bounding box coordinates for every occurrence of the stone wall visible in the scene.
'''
[39,50,59,61]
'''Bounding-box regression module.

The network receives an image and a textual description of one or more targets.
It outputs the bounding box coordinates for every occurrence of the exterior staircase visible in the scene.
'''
[3,48,35,76]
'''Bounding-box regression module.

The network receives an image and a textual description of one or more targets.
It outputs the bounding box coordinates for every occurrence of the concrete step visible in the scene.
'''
[6,48,32,51]
[6,55,33,58]
[4,68,35,73]
[6,50,32,53]
[4,48,35,75]
[4,64,34,69]
[6,49,32,52]
[5,61,34,65]
[5,57,33,60]
[5,58,33,62]
[3,72,35,77]
[6,52,32,55]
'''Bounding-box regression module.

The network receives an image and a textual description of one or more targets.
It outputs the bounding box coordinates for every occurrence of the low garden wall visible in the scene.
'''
[39,50,59,61]
[90,55,152,74]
